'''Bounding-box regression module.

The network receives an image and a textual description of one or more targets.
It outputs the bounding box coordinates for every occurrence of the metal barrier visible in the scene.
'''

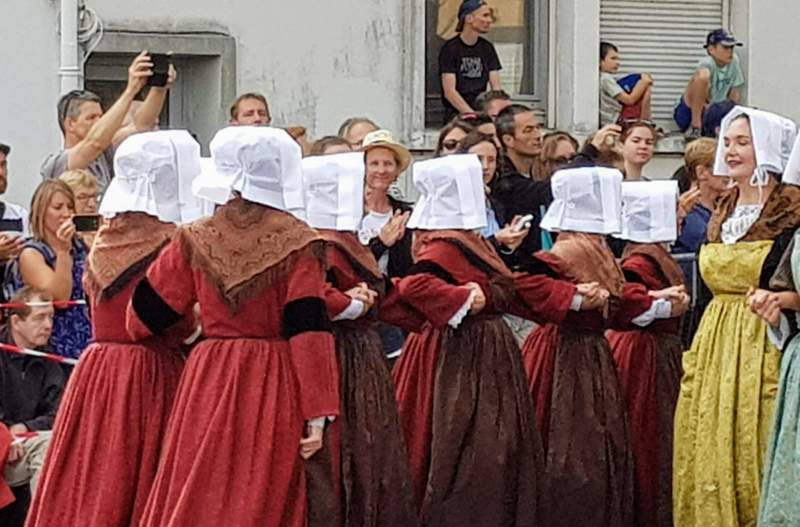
[672,253,700,307]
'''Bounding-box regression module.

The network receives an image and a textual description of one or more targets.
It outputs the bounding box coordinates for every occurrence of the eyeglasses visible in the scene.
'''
[74,192,98,203]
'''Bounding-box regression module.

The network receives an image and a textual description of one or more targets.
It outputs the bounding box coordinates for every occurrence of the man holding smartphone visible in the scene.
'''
[0,143,28,303]
[41,52,176,190]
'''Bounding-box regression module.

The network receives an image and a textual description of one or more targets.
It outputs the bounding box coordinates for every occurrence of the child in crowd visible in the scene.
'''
[674,29,744,140]
[599,41,653,127]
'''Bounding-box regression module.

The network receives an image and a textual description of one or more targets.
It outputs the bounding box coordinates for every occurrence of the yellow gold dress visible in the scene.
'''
[673,241,781,527]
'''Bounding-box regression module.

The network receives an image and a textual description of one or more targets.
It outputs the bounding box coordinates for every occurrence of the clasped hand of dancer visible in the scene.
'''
[747,287,800,327]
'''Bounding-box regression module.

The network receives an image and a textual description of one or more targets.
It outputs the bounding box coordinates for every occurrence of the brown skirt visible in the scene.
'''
[421,315,542,527]
[307,324,418,527]
[522,324,635,527]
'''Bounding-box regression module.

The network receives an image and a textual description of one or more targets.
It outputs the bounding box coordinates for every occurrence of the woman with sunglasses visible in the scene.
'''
[620,120,657,181]
[434,112,498,157]
[540,131,579,181]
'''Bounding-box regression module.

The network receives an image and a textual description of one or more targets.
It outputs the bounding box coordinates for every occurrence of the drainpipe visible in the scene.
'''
[59,0,82,93]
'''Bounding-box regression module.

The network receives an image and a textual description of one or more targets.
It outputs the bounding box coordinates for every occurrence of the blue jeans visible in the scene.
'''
[674,97,736,136]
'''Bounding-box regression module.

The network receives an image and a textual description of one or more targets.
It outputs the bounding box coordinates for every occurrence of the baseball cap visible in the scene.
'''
[705,29,743,48]
[456,0,486,33]
[0,143,9,156]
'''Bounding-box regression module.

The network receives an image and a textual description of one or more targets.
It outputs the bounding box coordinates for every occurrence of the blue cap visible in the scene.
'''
[705,28,743,48]
[456,0,486,32]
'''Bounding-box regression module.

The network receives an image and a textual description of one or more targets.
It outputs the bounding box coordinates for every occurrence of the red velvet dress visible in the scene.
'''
[128,218,339,527]
[26,256,184,527]
[521,247,652,527]
[392,234,576,527]
[607,245,684,527]
[306,234,418,527]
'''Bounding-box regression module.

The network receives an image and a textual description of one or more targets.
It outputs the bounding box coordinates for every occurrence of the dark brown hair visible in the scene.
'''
[309,136,351,156]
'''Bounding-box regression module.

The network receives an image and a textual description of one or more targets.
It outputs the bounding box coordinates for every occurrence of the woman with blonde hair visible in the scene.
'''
[59,169,100,247]
[15,179,90,359]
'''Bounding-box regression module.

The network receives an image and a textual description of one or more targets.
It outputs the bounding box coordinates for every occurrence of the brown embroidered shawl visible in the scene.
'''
[706,184,800,243]
[413,230,514,279]
[622,243,685,287]
[318,229,382,281]
[179,197,323,310]
[541,232,625,297]
[84,212,176,301]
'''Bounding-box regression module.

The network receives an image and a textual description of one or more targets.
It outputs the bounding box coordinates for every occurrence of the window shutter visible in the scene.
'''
[600,0,726,129]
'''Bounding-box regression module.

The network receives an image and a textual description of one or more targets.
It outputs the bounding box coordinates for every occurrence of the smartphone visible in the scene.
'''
[0,218,24,233]
[513,214,534,233]
[147,53,170,87]
[72,214,101,232]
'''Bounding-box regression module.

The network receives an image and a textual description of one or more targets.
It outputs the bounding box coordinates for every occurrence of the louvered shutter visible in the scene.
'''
[600,0,727,130]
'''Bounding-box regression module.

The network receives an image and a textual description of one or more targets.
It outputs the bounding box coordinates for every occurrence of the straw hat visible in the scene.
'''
[362,129,412,173]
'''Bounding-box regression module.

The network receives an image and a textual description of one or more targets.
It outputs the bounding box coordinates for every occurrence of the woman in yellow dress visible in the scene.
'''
[673,106,800,527]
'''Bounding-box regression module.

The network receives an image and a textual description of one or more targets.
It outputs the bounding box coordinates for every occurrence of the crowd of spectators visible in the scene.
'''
[0,3,756,521]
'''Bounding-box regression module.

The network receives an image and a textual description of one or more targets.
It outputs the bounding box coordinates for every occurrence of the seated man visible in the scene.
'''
[0,287,63,498]
[599,41,653,126]
[674,29,744,140]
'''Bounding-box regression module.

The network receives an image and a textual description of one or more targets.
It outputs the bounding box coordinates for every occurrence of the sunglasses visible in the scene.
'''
[549,154,577,166]
[442,139,460,151]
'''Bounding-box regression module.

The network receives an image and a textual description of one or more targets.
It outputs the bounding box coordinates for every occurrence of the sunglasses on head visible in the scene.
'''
[59,90,93,125]
[621,119,657,130]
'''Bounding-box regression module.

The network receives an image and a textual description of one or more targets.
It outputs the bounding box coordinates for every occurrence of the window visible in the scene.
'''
[424,0,549,127]
[600,0,728,130]
[86,31,236,154]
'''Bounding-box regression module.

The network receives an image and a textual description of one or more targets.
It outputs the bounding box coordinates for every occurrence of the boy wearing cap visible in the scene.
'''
[439,0,502,123]
[674,29,745,140]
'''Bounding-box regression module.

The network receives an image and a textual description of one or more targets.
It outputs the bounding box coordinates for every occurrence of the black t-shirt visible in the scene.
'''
[439,36,502,119]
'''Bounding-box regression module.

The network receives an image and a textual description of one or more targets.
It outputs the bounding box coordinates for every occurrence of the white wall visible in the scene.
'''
[92,0,407,137]
[3,0,800,209]
[0,1,62,208]
[745,1,800,122]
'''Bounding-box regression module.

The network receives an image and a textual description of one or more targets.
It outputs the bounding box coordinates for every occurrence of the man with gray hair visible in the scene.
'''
[40,51,174,189]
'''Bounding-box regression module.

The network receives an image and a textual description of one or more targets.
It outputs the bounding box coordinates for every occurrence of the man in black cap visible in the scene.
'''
[674,28,745,140]
[439,0,502,123]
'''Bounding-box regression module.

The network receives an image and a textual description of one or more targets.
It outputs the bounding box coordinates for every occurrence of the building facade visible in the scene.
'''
[1,0,798,205]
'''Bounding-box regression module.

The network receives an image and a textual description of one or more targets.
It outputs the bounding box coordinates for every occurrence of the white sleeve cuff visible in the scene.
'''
[183,324,203,345]
[767,313,791,350]
[332,299,365,321]
[448,290,476,329]
[570,294,584,312]
[308,416,336,428]
[632,298,672,328]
